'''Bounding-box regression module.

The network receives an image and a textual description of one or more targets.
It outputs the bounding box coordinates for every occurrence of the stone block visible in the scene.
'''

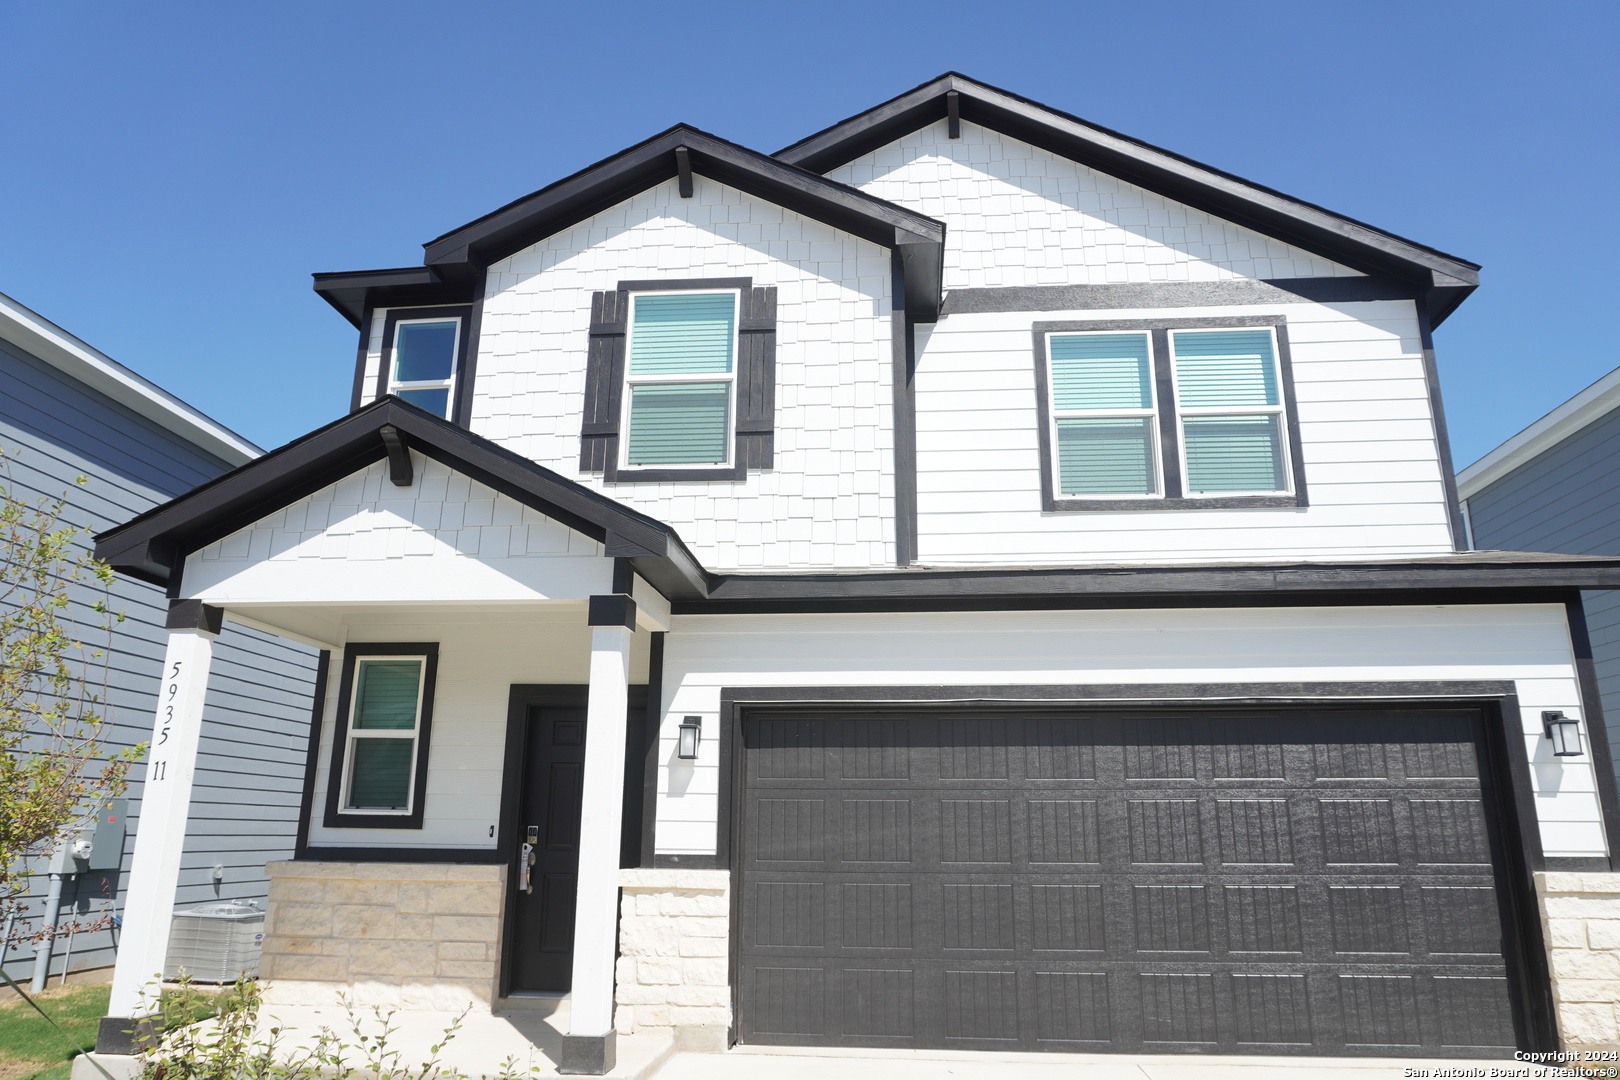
[1556,979,1620,1004]
[395,914,436,940]
[394,884,431,914]
[672,916,729,938]
[613,982,670,1005]
[670,984,728,1007]
[637,961,682,985]
[1548,918,1590,948]
[620,919,679,957]
[437,941,487,962]
[1560,1001,1620,1045]
[324,878,395,905]
[268,878,329,904]
[660,893,729,917]
[350,940,437,977]
[682,958,727,986]
[1551,949,1620,981]
[428,884,500,916]
[1588,920,1620,950]
[333,904,397,940]
[678,936,727,957]
[436,959,495,980]
[618,868,730,891]
[1544,895,1620,921]
[269,901,332,937]
[670,1005,729,1027]
[267,954,346,981]
[616,1006,636,1036]
[637,1004,673,1028]
[443,863,504,883]
[432,915,499,942]
[268,935,345,957]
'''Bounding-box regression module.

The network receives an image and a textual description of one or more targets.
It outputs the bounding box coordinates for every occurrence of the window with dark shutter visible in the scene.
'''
[579,277,776,482]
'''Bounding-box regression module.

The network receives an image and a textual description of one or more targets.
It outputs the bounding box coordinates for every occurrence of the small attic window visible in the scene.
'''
[389,319,459,416]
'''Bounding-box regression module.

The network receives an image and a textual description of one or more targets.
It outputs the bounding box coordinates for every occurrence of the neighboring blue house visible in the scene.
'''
[1460,367,1620,791]
[0,290,319,986]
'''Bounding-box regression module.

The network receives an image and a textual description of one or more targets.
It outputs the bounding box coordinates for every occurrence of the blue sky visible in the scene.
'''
[2,1,1614,467]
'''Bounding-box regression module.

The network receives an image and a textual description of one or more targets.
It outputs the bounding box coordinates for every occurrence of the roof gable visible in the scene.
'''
[93,397,710,600]
[316,125,946,324]
[777,73,1479,324]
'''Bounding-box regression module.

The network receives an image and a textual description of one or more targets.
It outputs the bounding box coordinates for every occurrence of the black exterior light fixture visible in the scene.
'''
[677,716,702,760]
[1542,711,1583,757]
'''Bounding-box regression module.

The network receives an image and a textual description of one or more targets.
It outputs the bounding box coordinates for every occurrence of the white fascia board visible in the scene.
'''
[0,290,262,464]
[1457,364,1620,498]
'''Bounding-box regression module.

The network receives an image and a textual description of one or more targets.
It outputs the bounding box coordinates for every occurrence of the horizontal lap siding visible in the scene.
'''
[912,302,1453,563]
[1466,407,1620,790]
[470,177,895,572]
[0,340,317,983]
[654,604,1603,858]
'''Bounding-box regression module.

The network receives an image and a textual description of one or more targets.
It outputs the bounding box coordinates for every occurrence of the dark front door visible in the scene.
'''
[505,686,650,995]
[509,702,587,992]
[735,705,1531,1057]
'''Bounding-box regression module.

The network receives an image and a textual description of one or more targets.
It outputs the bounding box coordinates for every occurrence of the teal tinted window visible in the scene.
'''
[353,660,422,730]
[1183,415,1285,492]
[629,293,736,375]
[1057,417,1156,495]
[627,383,730,465]
[394,321,458,383]
[347,739,413,810]
[1171,329,1279,407]
[1049,333,1153,411]
[396,387,450,416]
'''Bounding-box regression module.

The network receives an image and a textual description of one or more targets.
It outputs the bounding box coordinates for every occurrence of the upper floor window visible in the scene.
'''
[1035,317,1306,511]
[389,318,459,416]
[621,291,738,469]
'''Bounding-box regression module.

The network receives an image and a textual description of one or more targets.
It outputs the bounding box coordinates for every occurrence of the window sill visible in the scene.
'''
[321,810,425,830]
[603,463,749,483]
[1045,494,1306,512]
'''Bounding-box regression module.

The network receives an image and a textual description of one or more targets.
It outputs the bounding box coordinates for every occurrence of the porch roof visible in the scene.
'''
[91,396,712,601]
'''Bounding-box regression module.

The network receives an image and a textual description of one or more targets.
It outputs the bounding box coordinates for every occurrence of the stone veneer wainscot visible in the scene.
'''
[613,868,730,1051]
[259,861,507,1009]
[1537,871,1620,1050]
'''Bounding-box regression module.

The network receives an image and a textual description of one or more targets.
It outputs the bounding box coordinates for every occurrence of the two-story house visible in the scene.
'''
[88,74,1620,1069]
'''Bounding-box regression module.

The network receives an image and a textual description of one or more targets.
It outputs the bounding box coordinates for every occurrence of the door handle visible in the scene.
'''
[518,842,535,894]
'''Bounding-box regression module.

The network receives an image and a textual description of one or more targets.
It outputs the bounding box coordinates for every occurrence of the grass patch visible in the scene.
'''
[0,982,232,1079]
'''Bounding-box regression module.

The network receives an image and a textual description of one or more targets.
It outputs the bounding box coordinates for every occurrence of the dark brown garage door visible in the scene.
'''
[735,706,1528,1057]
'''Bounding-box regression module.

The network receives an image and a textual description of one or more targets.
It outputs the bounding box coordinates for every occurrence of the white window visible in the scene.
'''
[387,318,460,418]
[619,291,738,469]
[1045,331,1162,497]
[341,656,426,813]
[1170,328,1290,495]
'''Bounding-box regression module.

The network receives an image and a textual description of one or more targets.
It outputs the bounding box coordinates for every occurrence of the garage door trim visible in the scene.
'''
[716,682,1555,1055]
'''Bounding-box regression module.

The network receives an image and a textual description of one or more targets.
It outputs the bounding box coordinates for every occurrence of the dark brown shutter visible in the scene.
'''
[579,289,628,471]
[735,286,777,470]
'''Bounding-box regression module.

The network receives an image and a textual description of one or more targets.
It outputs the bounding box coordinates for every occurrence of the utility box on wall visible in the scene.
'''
[45,799,126,876]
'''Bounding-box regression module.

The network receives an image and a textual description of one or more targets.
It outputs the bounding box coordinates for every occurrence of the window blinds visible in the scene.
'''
[1049,333,1152,410]
[627,382,731,465]
[1057,418,1156,495]
[1171,330,1278,407]
[629,293,736,375]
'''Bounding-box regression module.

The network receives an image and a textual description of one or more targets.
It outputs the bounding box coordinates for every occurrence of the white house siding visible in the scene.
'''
[184,455,609,605]
[825,119,1362,289]
[464,176,896,572]
[304,609,654,851]
[654,604,1608,860]
[912,298,1454,564]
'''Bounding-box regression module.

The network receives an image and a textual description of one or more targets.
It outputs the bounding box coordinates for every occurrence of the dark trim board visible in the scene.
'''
[942,277,1420,315]
[716,681,1558,1055]
[1566,596,1620,870]
[291,649,331,858]
[891,258,918,565]
[372,305,476,410]
[298,846,505,864]
[1416,305,1468,551]
[322,642,440,831]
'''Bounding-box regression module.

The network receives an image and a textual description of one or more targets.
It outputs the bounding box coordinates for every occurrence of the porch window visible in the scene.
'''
[620,291,737,468]
[343,658,425,811]
[387,317,460,417]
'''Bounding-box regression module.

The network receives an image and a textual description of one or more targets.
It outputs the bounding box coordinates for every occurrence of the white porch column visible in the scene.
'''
[563,595,636,1075]
[99,602,220,1054]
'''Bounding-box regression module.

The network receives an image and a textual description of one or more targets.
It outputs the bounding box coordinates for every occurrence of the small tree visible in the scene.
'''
[0,446,135,927]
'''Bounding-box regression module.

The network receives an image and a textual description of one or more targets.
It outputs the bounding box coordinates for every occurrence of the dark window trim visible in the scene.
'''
[349,307,375,413]
[452,296,485,428]
[716,681,1558,1054]
[941,277,1420,315]
[298,846,504,864]
[291,649,331,859]
[892,259,919,566]
[1031,315,1307,512]
[584,277,778,484]
[373,305,475,417]
[322,642,440,830]
[1416,304,1467,551]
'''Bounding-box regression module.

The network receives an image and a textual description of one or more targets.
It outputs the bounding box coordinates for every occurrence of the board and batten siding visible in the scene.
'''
[1466,405,1620,791]
[912,299,1453,563]
[652,604,1606,860]
[0,336,318,984]
[362,177,897,573]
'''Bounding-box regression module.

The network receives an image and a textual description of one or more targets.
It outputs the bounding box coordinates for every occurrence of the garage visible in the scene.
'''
[734,705,1531,1057]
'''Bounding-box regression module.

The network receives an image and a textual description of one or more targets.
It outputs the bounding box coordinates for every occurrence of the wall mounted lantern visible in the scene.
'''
[1543,711,1583,757]
[677,716,702,760]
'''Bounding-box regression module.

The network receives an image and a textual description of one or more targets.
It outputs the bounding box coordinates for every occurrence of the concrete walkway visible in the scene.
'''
[651,1044,1526,1080]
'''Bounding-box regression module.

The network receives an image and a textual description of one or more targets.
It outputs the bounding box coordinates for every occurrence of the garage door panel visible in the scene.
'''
[737,706,1526,1057]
